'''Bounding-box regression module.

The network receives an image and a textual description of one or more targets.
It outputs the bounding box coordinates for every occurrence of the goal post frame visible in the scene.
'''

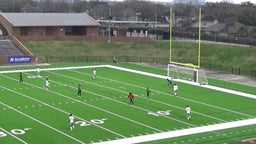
[168,7,206,84]
[167,64,208,85]
[169,7,202,68]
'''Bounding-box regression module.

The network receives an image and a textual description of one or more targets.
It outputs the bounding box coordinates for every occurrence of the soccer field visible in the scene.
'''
[0,63,256,144]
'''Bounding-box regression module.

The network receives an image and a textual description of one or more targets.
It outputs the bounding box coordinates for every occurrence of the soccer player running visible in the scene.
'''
[69,114,75,131]
[186,105,191,120]
[45,78,50,90]
[173,83,178,96]
[128,92,134,105]
[146,87,150,99]
[36,67,41,77]
[92,69,96,79]
[19,72,23,83]
[77,84,82,97]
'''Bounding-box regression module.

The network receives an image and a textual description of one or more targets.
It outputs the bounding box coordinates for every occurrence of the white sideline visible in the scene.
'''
[106,65,256,99]
[0,65,107,74]
[1,64,256,143]
[4,64,255,99]
[95,118,256,144]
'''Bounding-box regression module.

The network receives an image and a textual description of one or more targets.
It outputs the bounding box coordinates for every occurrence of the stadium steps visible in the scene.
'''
[0,40,25,56]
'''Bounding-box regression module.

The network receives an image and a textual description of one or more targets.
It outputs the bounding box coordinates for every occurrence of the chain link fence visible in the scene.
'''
[44,55,256,78]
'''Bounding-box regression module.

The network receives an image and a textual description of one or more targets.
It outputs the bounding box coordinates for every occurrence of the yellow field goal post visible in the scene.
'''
[168,7,208,85]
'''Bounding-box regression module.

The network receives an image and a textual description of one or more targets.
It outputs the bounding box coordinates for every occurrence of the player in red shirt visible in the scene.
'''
[128,92,134,105]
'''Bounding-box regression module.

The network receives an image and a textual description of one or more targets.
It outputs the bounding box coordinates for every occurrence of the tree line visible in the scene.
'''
[0,0,255,38]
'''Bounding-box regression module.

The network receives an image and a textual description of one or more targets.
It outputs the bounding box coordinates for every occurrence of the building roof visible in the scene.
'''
[204,23,226,32]
[1,13,100,27]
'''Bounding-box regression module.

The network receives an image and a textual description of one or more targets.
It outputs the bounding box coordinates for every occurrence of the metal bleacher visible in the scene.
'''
[0,40,24,56]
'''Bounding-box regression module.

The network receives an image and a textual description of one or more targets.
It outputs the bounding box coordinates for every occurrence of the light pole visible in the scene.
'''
[12,0,14,12]
[108,8,111,44]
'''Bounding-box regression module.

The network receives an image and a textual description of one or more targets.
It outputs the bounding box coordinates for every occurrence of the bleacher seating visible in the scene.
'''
[0,40,24,56]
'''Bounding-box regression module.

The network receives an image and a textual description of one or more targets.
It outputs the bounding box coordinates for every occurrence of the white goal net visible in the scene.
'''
[167,64,208,85]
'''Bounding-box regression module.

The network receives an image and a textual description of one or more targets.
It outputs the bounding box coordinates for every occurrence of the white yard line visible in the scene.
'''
[70,69,247,121]
[90,72,254,118]
[48,69,256,143]
[0,100,85,144]
[27,72,163,133]
[0,65,107,74]
[1,64,255,99]
[0,77,126,138]
[49,71,196,126]
[3,74,160,135]
[0,127,28,144]
[106,65,256,118]
[2,64,256,143]
[52,70,225,123]
[107,65,256,99]
[95,118,256,144]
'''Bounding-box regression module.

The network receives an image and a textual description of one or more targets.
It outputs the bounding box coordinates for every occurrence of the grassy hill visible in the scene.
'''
[23,40,256,70]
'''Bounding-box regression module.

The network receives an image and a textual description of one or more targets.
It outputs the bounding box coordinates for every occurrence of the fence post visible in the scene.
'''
[252,70,256,78]
[45,55,48,63]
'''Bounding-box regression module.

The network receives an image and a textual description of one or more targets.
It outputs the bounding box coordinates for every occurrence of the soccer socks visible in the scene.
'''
[70,126,75,131]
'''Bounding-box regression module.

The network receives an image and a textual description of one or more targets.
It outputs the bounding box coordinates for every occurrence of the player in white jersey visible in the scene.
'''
[186,105,191,120]
[69,114,75,131]
[45,78,49,90]
[92,69,96,79]
[173,83,178,96]
[37,67,41,77]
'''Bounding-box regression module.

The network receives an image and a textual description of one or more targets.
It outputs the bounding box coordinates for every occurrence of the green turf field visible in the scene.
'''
[0,63,256,144]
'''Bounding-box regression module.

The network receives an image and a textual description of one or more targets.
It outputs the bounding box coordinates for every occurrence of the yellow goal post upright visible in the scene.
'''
[167,7,208,84]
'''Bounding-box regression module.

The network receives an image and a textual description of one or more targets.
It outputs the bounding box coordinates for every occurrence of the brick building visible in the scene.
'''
[0,12,100,41]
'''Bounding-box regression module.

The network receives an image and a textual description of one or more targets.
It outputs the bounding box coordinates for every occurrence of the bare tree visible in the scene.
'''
[72,0,87,12]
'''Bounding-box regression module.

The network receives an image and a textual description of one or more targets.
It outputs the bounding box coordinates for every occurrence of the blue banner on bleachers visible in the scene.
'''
[8,56,32,63]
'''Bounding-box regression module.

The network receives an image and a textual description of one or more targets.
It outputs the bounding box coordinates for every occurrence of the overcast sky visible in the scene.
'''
[205,0,254,3]
[110,0,254,4]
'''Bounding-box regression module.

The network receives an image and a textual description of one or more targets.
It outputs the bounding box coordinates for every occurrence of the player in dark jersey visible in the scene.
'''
[166,78,172,87]
[128,92,134,105]
[77,84,82,97]
[19,72,23,83]
[146,87,150,99]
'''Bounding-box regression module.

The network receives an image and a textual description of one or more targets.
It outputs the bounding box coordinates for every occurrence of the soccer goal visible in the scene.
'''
[167,64,208,85]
